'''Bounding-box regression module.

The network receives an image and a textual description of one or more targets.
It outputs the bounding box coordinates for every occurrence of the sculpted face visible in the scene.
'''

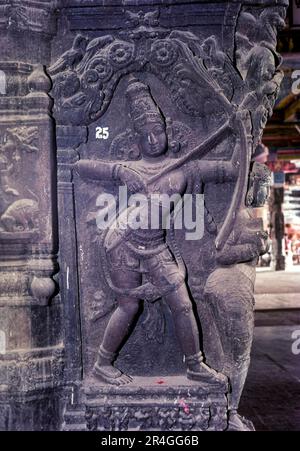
[138,122,168,158]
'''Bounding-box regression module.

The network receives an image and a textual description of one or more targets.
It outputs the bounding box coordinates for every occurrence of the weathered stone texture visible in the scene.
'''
[0,0,287,431]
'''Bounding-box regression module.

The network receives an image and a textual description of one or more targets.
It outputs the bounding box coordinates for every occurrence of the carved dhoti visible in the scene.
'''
[106,240,185,295]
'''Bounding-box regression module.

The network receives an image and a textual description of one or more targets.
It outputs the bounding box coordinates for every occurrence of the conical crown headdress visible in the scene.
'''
[126,77,164,133]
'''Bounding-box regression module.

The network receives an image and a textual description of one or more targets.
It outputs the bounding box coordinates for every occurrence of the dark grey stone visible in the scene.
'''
[0,0,287,431]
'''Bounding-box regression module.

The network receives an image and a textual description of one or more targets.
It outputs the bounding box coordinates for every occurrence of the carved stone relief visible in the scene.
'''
[0,0,56,36]
[48,0,288,432]
[0,1,61,429]
[0,127,40,236]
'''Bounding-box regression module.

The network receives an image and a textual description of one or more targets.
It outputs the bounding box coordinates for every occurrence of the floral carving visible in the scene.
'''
[108,42,135,69]
[87,58,113,82]
[150,40,178,67]
[82,403,224,431]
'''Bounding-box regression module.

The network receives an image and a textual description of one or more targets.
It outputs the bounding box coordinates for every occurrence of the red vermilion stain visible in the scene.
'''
[179,399,190,414]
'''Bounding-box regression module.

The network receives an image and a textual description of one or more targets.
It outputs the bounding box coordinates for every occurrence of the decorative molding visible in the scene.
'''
[63,377,228,431]
[0,345,64,392]
[0,1,57,37]
[61,0,288,7]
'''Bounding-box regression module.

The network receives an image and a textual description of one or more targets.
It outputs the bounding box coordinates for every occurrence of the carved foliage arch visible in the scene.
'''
[49,7,286,152]
[48,14,235,127]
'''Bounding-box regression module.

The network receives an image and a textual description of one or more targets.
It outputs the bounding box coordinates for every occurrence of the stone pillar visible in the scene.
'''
[0,1,63,430]
[0,0,288,432]
[48,0,287,432]
[56,125,87,383]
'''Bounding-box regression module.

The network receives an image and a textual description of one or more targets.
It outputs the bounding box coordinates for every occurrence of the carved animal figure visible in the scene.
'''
[237,8,285,48]
[48,35,88,75]
[0,199,39,232]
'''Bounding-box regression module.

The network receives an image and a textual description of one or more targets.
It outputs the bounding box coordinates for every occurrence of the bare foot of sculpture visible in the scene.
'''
[93,362,133,386]
[92,344,133,386]
[186,352,227,386]
[227,410,255,431]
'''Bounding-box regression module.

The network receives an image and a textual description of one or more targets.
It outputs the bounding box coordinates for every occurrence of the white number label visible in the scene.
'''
[292,329,300,356]
[292,70,300,96]
[0,70,6,95]
[0,330,6,354]
[96,127,109,140]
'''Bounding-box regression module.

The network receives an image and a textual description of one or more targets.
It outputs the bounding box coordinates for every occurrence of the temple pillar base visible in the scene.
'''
[62,376,228,432]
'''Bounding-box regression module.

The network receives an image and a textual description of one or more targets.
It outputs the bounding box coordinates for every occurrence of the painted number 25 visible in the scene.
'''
[96,127,109,140]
